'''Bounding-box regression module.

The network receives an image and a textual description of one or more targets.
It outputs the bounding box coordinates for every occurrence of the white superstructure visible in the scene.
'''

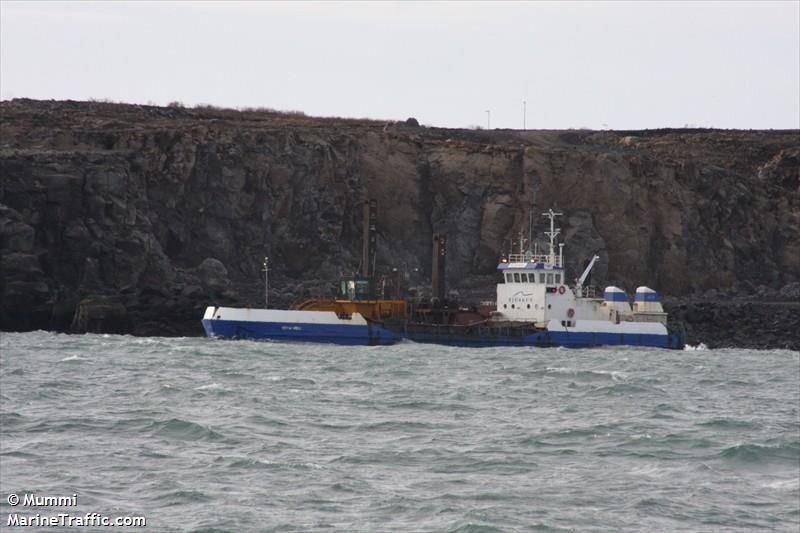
[491,209,669,336]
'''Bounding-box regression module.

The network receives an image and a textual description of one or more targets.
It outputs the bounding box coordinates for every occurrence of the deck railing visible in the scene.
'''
[578,286,599,298]
[505,253,562,267]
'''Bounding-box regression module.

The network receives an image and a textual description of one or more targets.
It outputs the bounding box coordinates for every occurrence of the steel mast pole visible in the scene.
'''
[263,257,269,309]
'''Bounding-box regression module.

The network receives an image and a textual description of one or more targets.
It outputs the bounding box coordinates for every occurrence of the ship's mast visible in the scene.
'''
[542,209,562,266]
[529,188,537,258]
[362,199,377,279]
[517,227,527,256]
[262,257,269,309]
[527,209,533,253]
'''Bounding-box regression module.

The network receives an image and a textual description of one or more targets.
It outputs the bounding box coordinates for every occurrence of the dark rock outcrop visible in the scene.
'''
[1,99,798,346]
[665,301,800,351]
[70,294,130,334]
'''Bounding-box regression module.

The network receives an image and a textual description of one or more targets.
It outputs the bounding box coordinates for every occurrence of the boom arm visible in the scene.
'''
[576,254,600,290]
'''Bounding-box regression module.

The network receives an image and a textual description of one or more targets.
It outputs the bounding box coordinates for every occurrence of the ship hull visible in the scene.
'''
[201,318,400,345]
[396,329,681,349]
[201,307,399,346]
[547,330,682,349]
[384,320,683,349]
[202,307,683,349]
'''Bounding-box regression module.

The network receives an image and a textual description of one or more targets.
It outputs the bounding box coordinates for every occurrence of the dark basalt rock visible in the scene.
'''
[1,99,798,347]
[70,295,131,334]
[191,258,231,294]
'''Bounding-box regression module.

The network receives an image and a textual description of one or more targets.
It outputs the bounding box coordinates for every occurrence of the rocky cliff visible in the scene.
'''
[1,99,798,347]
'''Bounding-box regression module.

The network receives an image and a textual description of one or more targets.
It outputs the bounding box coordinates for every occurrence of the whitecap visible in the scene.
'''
[604,370,629,381]
[545,366,575,374]
[629,464,667,478]
[194,383,223,391]
[684,343,708,351]
[134,338,161,345]
[761,479,799,491]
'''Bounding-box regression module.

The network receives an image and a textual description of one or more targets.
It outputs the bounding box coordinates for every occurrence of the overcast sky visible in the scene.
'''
[1,1,798,129]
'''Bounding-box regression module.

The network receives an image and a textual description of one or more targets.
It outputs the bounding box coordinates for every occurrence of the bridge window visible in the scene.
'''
[539,273,545,283]
[521,273,529,283]
[555,273,561,284]
[505,272,512,283]
[547,273,554,284]
[514,273,521,283]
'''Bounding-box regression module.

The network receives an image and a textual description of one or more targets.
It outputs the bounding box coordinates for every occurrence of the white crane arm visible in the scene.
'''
[577,255,600,289]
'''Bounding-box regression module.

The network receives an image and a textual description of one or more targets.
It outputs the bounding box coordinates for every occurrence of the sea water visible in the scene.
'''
[1,331,798,532]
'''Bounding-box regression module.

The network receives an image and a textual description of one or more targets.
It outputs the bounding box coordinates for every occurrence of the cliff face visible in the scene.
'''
[1,100,798,340]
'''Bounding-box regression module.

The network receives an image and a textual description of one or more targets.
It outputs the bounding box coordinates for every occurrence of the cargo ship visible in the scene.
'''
[202,205,684,349]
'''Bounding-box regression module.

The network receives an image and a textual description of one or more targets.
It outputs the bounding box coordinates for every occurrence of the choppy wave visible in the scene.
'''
[540,366,629,381]
[226,457,324,470]
[697,417,762,430]
[718,442,800,464]
[59,354,88,362]
[147,418,226,442]
[1,332,798,532]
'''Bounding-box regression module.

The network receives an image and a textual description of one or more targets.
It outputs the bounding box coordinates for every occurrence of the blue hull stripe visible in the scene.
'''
[547,331,678,349]
[401,331,679,349]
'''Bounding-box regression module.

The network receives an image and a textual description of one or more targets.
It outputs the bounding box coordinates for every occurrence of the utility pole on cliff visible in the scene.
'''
[262,257,269,309]
[523,101,526,130]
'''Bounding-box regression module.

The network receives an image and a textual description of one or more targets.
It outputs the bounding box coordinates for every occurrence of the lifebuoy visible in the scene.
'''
[558,285,566,295]
[567,308,575,318]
